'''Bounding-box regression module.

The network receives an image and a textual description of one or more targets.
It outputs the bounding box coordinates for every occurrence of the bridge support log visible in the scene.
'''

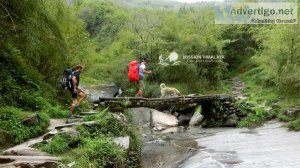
[95,95,234,111]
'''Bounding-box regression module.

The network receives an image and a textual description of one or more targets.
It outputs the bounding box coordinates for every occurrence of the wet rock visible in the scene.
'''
[152,109,178,128]
[22,114,38,126]
[224,113,239,127]
[189,112,204,126]
[153,125,166,131]
[160,127,178,134]
[113,136,130,151]
[178,114,192,125]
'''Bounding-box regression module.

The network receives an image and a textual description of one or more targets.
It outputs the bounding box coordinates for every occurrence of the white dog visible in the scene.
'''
[160,83,181,98]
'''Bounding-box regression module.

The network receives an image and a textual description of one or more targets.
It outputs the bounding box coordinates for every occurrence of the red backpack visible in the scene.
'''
[128,60,139,82]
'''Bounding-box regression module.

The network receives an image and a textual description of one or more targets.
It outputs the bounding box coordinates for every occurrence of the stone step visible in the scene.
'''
[55,121,96,129]
[80,112,98,115]
[0,155,60,168]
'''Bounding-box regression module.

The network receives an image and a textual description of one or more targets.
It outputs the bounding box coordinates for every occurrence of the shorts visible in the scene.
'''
[138,80,144,90]
[68,88,78,99]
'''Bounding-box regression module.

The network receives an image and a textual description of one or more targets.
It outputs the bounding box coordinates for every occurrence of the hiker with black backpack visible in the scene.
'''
[69,64,86,117]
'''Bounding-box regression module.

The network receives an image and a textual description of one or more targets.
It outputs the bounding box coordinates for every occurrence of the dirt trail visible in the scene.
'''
[231,76,247,100]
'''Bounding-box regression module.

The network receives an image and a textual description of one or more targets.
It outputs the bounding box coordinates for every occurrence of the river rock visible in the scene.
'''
[113,136,130,151]
[189,112,204,126]
[160,127,178,134]
[178,114,192,125]
[151,109,178,128]
[224,113,239,127]
[22,114,38,126]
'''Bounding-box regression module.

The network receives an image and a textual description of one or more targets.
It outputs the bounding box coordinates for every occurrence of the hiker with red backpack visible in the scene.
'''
[128,58,152,97]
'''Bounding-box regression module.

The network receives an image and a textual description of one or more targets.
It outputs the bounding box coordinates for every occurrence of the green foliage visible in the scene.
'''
[34,133,81,155]
[238,108,274,128]
[154,63,198,86]
[221,25,258,71]
[62,137,125,168]
[288,119,300,131]
[79,100,92,112]
[0,107,49,145]
[277,113,295,122]
[79,110,128,137]
[251,25,300,95]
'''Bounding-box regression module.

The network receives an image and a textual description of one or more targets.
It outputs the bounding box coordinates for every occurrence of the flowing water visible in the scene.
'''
[137,120,300,168]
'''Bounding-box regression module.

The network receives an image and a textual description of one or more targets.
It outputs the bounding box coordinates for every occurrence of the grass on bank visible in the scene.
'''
[0,107,50,149]
[236,67,300,129]
[34,109,141,168]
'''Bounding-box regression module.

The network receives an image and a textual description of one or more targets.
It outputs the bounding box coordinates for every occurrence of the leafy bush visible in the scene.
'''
[79,110,128,137]
[154,62,198,87]
[288,119,300,131]
[35,133,81,154]
[238,108,274,128]
[0,107,49,145]
[62,137,125,168]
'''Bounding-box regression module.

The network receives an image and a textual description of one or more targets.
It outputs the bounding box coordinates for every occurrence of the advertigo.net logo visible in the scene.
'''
[215,2,298,24]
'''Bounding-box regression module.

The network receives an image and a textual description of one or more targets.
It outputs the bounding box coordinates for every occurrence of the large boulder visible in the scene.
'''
[178,114,192,125]
[189,112,204,126]
[224,113,239,127]
[151,109,178,130]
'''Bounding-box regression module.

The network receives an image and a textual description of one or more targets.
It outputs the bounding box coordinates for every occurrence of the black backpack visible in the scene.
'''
[61,68,73,89]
